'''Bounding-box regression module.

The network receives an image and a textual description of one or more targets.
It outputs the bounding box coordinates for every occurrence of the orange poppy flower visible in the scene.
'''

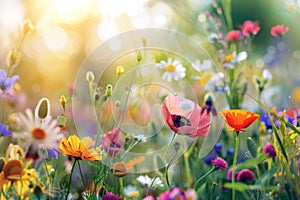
[220,110,260,132]
[59,135,102,161]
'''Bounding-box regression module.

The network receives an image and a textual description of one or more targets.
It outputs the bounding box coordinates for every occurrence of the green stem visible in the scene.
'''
[184,152,192,188]
[51,155,61,200]
[65,160,77,200]
[194,167,217,191]
[221,0,233,30]
[232,131,240,200]
[119,177,125,200]
[77,160,86,187]
[163,133,176,160]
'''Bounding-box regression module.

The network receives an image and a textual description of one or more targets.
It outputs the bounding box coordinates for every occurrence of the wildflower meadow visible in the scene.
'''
[1,0,300,199]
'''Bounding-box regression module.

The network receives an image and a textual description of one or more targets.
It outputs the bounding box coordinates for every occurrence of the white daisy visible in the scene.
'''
[224,51,247,69]
[136,175,164,188]
[192,59,212,72]
[14,109,63,160]
[156,58,186,82]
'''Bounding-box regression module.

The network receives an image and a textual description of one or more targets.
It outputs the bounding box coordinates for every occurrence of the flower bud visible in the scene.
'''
[106,84,113,97]
[137,51,143,62]
[60,95,67,109]
[116,66,124,77]
[22,19,34,35]
[113,162,127,177]
[57,115,67,128]
[35,98,50,119]
[262,69,272,84]
[86,71,95,82]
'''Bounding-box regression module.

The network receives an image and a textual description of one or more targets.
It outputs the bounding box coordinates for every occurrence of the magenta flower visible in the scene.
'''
[240,20,261,36]
[143,196,156,200]
[160,187,185,200]
[226,168,237,181]
[103,192,122,200]
[263,143,276,158]
[270,25,289,37]
[162,95,211,138]
[237,169,255,182]
[211,157,228,170]
[101,127,124,156]
[227,30,242,41]
[0,70,19,94]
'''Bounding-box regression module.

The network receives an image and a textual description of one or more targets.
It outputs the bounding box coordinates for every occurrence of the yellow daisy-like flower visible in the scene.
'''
[59,135,102,161]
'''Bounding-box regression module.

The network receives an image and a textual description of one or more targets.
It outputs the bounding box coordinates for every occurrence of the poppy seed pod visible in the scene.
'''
[113,162,127,177]
[35,98,50,120]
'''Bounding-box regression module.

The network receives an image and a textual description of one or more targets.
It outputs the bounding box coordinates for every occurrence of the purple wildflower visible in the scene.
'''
[0,123,11,136]
[263,143,276,158]
[211,157,228,170]
[160,187,185,200]
[0,70,19,94]
[204,152,216,165]
[214,142,223,154]
[103,192,122,200]
[226,168,237,181]
[225,147,234,158]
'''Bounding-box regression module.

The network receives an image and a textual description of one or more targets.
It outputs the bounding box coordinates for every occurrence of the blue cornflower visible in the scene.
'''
[204,152,216,166]
[214,142,223,155]
[0,70,19,93]
[225,147,234,158]
[0,123,11,136]
[260,113,272,129]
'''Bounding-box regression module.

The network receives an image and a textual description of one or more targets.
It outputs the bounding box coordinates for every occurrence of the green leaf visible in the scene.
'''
[255,167,278,186]
[236,153,268,168]
[224,182,251,192]
[247,137,257,158]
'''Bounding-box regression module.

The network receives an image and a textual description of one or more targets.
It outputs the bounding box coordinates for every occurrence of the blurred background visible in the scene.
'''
[1,0,300,113]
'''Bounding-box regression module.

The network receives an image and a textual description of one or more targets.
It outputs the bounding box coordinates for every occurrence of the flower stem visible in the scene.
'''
[232,131,240,200]
[65,160,77,200]
[221,0,233,30]
[163,133,176,160]
[119,177,125,200]
[194,167,216,191]
[184,152,192,188]
[77,160,85,187]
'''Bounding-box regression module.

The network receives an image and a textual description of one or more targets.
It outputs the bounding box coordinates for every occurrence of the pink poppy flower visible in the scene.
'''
[162,95,211,138]
[227,30,242,41]
[101,127,123,156]
[270,25,289,37]
[240,20,261,36]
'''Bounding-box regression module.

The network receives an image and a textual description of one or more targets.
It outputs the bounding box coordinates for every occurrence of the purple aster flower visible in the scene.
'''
[103,192,122,200]
[214,142,223,154]
[211,157,228,170]
[160,187,185,200]
[263,143,276,158]
[237,169,255,182]
[0,123,11,136]
[204,152,216,165]
[0,70,19,94]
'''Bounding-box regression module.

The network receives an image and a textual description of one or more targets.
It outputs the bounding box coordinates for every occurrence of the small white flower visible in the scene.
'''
[156,58,186,82]
[136,175,164,188]
[208,32,220,43]
[224,51,248,69]
[262,69,272,82]
[133,134,147,142]
[192,59,212,72]
[124,185,139,198]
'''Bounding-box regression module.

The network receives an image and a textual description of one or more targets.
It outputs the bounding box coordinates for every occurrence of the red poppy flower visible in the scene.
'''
[220,110,259,132]
[162,95,211,138]
[227,30,242,41]
[270,25,289,37]
[240,20,261,36]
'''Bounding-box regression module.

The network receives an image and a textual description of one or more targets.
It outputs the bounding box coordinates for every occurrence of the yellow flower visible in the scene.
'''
[59,135,102,161]
[116,66,125,77]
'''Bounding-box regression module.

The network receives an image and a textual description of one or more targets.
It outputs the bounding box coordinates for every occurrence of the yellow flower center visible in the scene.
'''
[3,160,23,181]
[32,128,46,140]
[225,55,235,63]
[164,64,177,72]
